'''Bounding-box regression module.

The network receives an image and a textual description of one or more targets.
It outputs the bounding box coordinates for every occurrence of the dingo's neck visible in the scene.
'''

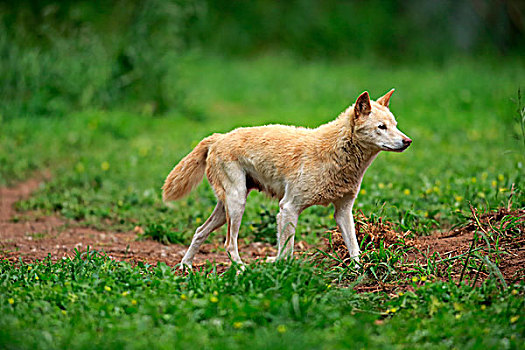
[314,113,380,197]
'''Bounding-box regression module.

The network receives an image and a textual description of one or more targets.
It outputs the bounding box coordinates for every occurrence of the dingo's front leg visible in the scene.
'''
[334,197,360,265]
[271,199,299,261]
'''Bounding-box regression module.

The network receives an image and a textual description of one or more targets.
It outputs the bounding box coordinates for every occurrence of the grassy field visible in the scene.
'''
[1,55,524,348]
[1,251,523,349]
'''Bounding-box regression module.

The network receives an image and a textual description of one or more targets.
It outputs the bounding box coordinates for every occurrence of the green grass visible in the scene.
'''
[3,55,523,241]
[1,251,523,349]
[1,54,524,348]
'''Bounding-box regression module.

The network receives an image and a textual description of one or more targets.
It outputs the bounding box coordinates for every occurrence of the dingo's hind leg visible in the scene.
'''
[180,201,226,268]
[218,164,248,267]
[224,190,247,266]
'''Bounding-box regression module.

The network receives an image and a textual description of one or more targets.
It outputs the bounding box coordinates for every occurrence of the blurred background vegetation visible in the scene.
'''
[1,0,523,118]
[1,0,523,236]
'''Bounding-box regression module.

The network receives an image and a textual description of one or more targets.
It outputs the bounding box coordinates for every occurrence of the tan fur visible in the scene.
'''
[162,134,221,201]
[163,90,412,268]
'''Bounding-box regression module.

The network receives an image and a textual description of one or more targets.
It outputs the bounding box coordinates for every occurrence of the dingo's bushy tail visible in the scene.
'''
[162,134,220,202]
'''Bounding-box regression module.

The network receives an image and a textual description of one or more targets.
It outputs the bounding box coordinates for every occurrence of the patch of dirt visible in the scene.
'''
[325,211,418,265]
[417,207,525,284]
[0,176,281,269]
[325,208,525,288]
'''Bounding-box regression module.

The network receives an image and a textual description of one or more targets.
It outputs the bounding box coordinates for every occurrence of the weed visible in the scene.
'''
[140,223,186,245]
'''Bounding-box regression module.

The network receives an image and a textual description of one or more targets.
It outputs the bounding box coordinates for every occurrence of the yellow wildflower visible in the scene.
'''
[210,296,219,303]
[360,189,367,195]
[233,322,243,329]
[104,286,111,292]
[453,302,464,312]
[403,189,411,195]
[131,299,137,305]
[101,161,110,171]
[8,298,14,305]
[498,174,504,182]
[180,294,188,300]
[277,325,287,333]
[510,316,519,324]
[378,183,385,189]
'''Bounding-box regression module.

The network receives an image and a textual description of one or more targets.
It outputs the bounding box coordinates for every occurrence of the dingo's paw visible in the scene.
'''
[265,256,278,263]
[179,260,193,271]
[349,251,361,269]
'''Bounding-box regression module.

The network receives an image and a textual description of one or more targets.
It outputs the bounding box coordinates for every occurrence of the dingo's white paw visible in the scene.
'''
[349,251,361,268]
[179,261,192,271]
[265,256,278,263]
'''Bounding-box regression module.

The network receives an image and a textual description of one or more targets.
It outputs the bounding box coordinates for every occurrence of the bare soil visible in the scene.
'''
[1,177,524,284]
[0,176,278,269]
[326,208,524,288]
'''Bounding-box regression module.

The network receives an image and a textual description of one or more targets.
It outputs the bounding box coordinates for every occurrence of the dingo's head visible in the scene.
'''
[352,90,412,152]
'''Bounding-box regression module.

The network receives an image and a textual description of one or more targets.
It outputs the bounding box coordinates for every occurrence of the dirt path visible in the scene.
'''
[0,176,276,268]
[1,177,523,284]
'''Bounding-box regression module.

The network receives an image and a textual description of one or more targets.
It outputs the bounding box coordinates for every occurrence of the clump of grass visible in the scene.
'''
[140,223,185,245]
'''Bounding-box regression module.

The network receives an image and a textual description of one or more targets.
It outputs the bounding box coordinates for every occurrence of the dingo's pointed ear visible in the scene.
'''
[377,89,395,108]
[354,91,371,118]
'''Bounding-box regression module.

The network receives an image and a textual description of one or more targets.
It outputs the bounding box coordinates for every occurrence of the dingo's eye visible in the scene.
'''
[378,124,387,130]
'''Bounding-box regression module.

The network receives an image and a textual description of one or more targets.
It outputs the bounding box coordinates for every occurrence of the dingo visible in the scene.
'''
[163,90,411,268]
